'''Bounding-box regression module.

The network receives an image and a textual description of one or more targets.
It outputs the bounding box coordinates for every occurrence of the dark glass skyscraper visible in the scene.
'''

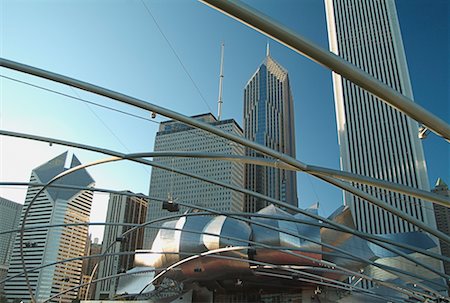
[243,47,298,212]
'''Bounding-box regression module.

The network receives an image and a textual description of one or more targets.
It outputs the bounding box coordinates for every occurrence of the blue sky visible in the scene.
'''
[0,0,448,240]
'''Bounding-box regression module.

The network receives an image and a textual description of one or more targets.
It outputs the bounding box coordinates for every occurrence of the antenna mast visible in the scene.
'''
[217,42,224,121]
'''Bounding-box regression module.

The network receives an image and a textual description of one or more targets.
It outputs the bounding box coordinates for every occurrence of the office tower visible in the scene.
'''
[78,234,102,300]
[95,192,148,299]
[144,113,244,246]
[243,46,298,212]
[0,197,22,293]
[324,0,437,234]
[4,152,94,303]
[432,178,450,282]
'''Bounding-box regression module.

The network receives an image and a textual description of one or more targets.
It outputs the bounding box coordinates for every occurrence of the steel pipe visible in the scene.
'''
[1,60,448,244]
[4,132,448,290]
[199,0,450,141]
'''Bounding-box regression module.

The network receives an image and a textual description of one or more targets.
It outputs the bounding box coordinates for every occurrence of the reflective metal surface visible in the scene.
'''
[120,204,445,297]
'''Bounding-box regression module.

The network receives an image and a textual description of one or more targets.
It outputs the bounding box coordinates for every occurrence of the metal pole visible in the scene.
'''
[1,59,448,244]
[43,251,410,303]
[19,153,448,294]
[4,131,448,284]
[217,42,224,120]
[199,0,450,141]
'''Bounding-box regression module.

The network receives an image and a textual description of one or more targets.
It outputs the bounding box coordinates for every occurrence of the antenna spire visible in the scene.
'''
[217,42,225,121]
[266,41,270,57]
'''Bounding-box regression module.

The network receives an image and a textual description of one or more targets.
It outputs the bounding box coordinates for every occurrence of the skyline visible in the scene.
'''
[0,0,448,241]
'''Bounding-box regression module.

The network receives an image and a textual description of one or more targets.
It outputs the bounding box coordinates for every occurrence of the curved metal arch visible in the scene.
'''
[2,130,449,249]
[5,211,444,297]
[16,155,447,302]
[1,60,448,245]
[11,149,448,300]
[1,129,447,267]
[43,250,410,303]
[33,153,449,281]
[2,181,448,264]
[136,248,427,302]
[2,216,361,285]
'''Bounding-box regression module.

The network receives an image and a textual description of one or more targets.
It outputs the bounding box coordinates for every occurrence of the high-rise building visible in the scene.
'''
[4,152,94,303]
[324,0,437,234]
[243,46,298,212]
[95,192,148,299]
[0,197,22,293]
[78,234,102,300]
[144,113,244,247]
[432,178,450,282]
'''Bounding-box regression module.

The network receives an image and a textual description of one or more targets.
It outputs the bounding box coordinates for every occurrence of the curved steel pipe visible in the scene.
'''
[6,137,448,298]
[2,128,448,263]
[1,181,449,264]
[1,60,448,244]
[43,251,411,303]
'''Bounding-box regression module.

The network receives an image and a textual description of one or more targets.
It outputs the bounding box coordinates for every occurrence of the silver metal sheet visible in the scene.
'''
[116,266,155,295]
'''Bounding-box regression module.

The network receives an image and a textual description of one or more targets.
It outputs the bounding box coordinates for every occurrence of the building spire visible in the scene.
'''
[217,42,225,121]
[266,41,270,57]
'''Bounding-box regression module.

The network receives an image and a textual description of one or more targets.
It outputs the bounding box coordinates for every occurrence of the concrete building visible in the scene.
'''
[243,46,298,212]
[144,113,244,247]
[95,192,148,300]
[324,0,437,235]
[4,152,94,303]
[0,197,22,293]
[78,235,102,300]
[432,178,450,283]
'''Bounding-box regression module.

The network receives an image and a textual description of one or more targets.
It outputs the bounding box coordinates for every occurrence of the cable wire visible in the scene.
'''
[1,74,242,150]
[140,0,213,113]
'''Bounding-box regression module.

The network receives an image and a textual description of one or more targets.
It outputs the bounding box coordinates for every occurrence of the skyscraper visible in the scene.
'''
[4,152,94,303]
[144,113,244,247]
[243,46,298,212]
[0,197,22,293]
[324,0,437,234]
[95,192,148,299]
[78,235,102,300]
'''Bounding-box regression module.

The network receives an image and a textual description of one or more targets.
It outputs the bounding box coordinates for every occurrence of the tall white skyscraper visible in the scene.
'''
[243,47,298,212]
[95,192,148,300]
[144,113,245,247]
[4,152,94,303]
[324,0,437,235]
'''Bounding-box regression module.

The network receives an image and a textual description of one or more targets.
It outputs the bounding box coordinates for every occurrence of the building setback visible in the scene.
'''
[144,113,244,247]
[243,47,298,212]
[95,192,148,300]
[324,0,437,234]
[0,197,22,293]
[4,152,94,303]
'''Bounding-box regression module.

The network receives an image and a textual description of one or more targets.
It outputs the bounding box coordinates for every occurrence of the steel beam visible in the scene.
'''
[199,0,450,141]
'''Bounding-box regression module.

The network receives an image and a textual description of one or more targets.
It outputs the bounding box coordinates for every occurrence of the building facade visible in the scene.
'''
[4,152,94,303]
[243,48,298,212]
[0,197,22,293]
[78,235,102,300]
[324,0,437,234]
[144,113,245,247]
[432,178,450,282]
[95,192,148,299]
